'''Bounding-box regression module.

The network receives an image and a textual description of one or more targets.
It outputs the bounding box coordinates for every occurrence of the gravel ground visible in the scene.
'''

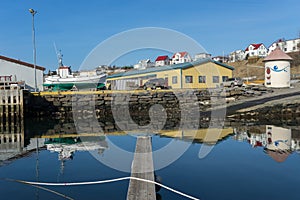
[213,81,300,115]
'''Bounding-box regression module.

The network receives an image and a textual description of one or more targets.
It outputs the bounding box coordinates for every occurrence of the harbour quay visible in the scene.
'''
[23,84,300,123]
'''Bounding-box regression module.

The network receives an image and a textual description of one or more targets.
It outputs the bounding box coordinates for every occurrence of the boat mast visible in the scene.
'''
[58,50,63,67]
[54,42,63,67]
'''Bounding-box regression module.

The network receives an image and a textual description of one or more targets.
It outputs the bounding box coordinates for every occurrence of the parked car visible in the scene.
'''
[222,77,243,87]
[143,78,168,90]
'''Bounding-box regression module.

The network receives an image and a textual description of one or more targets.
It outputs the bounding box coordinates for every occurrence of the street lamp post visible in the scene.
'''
[29,8,37,92]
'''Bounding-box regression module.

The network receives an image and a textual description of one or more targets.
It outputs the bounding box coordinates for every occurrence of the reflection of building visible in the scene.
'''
[0,132,24,162]
[159,128,234,144]
[0,114,25,163]
[234,125,300,163]
[0,129,46,164]
[265,125,291,151]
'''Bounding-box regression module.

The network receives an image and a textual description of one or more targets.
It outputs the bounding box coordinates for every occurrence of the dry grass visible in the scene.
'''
[229,52,300,80]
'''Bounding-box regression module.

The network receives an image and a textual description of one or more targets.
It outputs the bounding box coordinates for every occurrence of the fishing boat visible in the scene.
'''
[43,52,107,91]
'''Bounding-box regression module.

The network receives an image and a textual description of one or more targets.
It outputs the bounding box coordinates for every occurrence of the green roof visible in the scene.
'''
[108,58,234,79]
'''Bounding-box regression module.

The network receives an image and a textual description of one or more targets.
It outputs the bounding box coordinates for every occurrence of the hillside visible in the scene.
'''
[229,51,300,80]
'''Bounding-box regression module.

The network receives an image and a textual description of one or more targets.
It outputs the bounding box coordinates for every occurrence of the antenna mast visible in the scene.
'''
[53,42,63,67]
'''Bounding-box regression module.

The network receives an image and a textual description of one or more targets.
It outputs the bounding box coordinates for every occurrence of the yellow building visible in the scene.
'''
[107,58,234,90]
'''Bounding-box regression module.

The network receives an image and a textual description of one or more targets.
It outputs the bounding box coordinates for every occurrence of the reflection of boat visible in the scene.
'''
[45,136,108,160]
[43,52,107,91]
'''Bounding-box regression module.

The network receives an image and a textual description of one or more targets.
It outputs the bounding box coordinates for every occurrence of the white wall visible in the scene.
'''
[268,39,300,54]
[247,45,267,57]
[285,39,300,53]
[265,60,290,88]
[265,125,291,151]
[0,59,44,91]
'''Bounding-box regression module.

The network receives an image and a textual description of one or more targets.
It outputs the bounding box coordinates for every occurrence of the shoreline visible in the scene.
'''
[223,83,300,118]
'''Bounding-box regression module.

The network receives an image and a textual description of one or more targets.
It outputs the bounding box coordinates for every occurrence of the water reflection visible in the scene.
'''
[0,120,25,165]
[234,125,300,162]
[2,117,300,164]
[158,128,234,144]
[45,136,108,160]
[2,117,300,199]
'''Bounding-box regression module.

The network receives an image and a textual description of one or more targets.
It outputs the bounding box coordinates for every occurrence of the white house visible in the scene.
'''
[245,43,268,58]
[212,56,229,63]
[0,55,45,91]
[229,50,245,62]
[194,53,211,61]
[171,52,192,65]
[268,38,300,54]
[133,59,154,70]
[155,55,170,66]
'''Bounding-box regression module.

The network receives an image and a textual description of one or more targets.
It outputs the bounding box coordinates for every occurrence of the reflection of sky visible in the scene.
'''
[1,131,300,199]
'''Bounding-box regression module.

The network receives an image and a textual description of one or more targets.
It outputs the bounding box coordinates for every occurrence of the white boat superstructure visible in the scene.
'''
[43,51,107,90]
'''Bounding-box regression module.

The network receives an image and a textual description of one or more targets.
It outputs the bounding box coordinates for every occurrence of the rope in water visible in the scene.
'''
[14,176,200,200]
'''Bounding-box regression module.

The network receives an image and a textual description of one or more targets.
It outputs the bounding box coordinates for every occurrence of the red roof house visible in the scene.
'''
[245,43,268,58]
[155,55,170,66]
[171,51,192,64]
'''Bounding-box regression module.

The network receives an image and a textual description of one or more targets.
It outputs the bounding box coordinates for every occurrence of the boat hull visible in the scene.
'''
[43,74,107,91]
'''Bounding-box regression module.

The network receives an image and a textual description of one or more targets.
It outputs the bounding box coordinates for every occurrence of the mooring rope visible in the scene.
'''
[12,176,200,200]
[3,178,74,200]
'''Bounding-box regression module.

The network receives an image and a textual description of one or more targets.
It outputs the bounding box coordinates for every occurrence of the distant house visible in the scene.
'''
[229,50,245,62]
[134,59,154,70]
[212,56,229,63]
[245,43,268,58]
[171,51,192,65]
[268,38,300,54]
[0,55,45,91]
[155,55,170,66]
[194,53,211,61]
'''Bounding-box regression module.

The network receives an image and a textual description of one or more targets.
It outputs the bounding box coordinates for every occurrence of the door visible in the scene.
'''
[164,77,168,87]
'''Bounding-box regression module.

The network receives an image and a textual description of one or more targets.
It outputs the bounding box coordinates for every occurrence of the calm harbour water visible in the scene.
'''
[1,120,300,200]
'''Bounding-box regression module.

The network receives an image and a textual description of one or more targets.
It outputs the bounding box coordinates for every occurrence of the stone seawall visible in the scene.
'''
[230,102,300,124]
[24,90,221,132]
[24,88,300,132]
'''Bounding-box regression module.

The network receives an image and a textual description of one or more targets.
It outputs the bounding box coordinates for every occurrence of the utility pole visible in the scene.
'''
[29,8,38,92]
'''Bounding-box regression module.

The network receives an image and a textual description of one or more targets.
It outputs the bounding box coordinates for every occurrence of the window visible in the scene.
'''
[198,76,206,83]
[222,76,228,82]
[172,76,177,84]
[185,76,193,83]
[213,76,219,83]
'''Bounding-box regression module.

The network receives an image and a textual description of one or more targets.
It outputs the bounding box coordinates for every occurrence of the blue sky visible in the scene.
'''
[0,0,299,71]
